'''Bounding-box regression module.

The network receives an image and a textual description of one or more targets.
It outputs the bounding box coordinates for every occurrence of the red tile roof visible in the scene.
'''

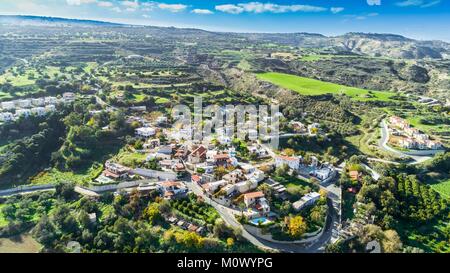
[244,191,265,199]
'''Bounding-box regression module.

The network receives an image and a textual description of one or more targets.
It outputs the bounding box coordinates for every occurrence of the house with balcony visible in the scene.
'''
[135,127,156,139]
[292,192,321,211]
[275,155,300,170]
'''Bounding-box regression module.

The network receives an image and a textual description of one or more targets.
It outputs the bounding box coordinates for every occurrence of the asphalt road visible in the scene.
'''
[185,178,338,253]
[379,120,432,164]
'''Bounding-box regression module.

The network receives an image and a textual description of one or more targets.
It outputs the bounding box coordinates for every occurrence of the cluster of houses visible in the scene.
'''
[88,110,333,226]
[275,154,336,183]
[388,116,443,150]
[0,92,75,122]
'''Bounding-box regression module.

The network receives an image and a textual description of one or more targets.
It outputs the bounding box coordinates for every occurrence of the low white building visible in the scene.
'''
[218,135,232,145]
[15,109,31,118]
[275,155,300,170]
[0,112,14,122]
[31,107,46,116]
[202,180,228,193]
[32,98,45,106]
[312,167,333,181]
[44,96,58,105]
[135,127,156,138]
[1,101,15,110]
[63,92,75,102]
[17,99,32,108]
[45,104,56,113]
[292,192,321,211]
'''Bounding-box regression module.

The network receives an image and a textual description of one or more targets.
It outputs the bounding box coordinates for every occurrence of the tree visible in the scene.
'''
[283,148,295,156]
[55,182,77,201]
[288,216,307,238]
[144,203,162,224]
[32,215,58,247]
[214,166,228,180]
[382,230,403,253]
[226,237,235,248]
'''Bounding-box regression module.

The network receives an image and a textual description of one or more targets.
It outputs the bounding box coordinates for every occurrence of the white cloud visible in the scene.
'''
[367,0,381,5]
[66,0,96,5]
[112,6,122,12]
[396,0,440,7]
[121,0,139,9]
[215,2,327,14]
[97,1,113,7]
[192,9,214,15]
[330,7,344,14]
[158,3,188,13]
[215,4,244,14]
[420,0,441,7]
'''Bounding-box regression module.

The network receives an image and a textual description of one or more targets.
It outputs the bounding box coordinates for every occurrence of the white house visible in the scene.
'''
[312,167,333,181]
[244,191,264,206]
[45,104,56,113]
[44,96,58,105]
[63,92,75,102]
[1,101,15,110]
[275,155,300,170]
[235,179,258,193]
[16,99,32,108]
[202,180,228,193]
[292,192,321,211]
[156,116,168,124]
[15,109,31,118]
[135,127,156,138]
[248,129,258,140]
[157,181,187,200]
[31,98,45,106]
[0,112,14,122]
[31,107,46,116]
[218,135,232,145]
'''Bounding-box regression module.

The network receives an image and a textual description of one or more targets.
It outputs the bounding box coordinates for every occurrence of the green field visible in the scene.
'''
[256,72,395,102]
[431,179,450,199]
[30,164,103,186]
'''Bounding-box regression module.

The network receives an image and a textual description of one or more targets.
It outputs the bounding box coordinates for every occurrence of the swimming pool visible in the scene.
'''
[249,217,272,226]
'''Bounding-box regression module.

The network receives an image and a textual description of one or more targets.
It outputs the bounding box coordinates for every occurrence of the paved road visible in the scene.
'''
[185,178,338,253]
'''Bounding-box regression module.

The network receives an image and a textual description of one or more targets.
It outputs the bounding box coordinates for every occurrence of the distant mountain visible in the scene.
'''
[0,15,124,27]
[0,15,449,59]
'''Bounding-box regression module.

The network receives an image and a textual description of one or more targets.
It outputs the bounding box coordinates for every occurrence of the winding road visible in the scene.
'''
[378,120,434,165]
[185,178,338,253]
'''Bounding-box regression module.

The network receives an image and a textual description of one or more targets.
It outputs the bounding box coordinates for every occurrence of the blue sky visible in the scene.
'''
[1,0,449,41]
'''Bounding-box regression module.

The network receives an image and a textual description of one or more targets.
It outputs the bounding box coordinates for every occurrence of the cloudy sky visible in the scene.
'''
[1,0,449,41]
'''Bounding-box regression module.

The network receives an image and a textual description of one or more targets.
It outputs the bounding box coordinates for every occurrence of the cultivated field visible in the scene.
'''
[257,72,395,102]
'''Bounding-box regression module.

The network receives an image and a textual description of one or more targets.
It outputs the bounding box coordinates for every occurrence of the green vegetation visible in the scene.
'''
[0,204,8,227]
[430,179,450,199]
[170,194,220,225]
[256,72,395,102]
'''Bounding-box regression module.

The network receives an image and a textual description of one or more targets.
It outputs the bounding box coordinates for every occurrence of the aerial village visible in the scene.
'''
[387,116,443,150]
[51,103,336,239]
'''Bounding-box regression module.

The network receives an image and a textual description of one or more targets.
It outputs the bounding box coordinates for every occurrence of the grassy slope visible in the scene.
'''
[430,179,450,199]
[256,72,395,102]
[0,204,8,227]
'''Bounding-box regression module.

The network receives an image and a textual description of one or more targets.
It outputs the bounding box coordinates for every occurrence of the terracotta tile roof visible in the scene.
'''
[244,191,265,199]
[214,153,230,160]
[191,175,201,182]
